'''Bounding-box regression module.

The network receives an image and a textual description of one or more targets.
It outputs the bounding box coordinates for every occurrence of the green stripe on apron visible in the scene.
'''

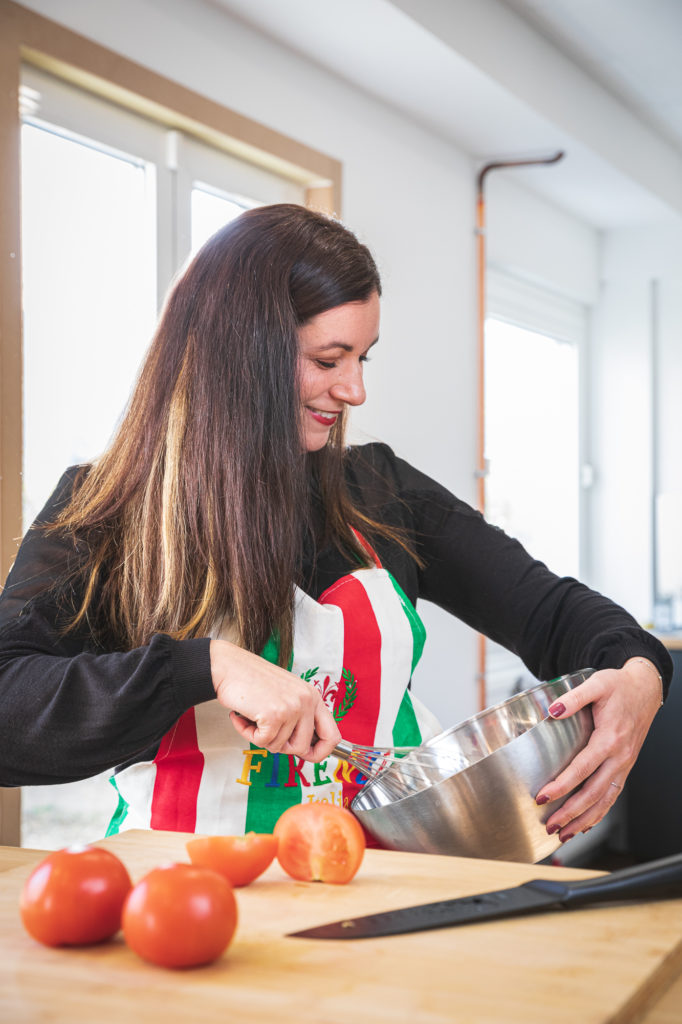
[387,573,427,748]
[387,573,426,672]
[105,775,129,837]
[260,632,294,671]
[244,634,300,832]
[392,688,422,748]
[243,747,305,832]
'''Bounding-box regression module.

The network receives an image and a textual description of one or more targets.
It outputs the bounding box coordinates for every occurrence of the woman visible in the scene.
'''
[0,204,671,845]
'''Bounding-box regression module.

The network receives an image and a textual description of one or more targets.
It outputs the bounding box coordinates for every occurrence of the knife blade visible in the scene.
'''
[288,851,682,939]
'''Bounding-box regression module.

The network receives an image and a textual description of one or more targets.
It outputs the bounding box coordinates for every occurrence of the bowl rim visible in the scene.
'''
[351,668,594,812]
[420,667,595,751]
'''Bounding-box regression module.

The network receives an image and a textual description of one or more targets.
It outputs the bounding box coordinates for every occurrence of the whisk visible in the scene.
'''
[331,739,463,799]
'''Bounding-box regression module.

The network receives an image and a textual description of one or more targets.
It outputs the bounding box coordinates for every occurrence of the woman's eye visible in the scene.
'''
[314,354,370,369]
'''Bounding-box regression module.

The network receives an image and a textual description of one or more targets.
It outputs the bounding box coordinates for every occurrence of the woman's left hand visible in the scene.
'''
[534,658,663,842]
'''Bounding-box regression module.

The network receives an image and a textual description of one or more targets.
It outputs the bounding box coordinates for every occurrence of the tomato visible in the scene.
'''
[274,803,366,884]
[122,863,237,968]
[19,845,132,947]
[186,833,278,887]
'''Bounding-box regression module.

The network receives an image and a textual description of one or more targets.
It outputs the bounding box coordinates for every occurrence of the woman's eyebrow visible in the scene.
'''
[314,336,380,352]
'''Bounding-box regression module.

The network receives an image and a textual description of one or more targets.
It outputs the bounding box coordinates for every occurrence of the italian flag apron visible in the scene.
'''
[107,547,439,839]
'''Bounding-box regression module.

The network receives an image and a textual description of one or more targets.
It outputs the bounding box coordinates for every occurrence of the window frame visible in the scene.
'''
[0,0,342,845]
[483,268,591,706]
[486,267,591,580]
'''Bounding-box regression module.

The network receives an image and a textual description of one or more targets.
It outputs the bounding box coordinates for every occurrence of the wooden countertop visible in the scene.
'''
[2,830,682,1023]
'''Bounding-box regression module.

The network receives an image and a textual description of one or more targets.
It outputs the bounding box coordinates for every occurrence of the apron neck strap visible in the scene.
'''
[350,527,382,568]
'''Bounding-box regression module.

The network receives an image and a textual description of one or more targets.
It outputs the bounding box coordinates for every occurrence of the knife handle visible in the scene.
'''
[524,852,682,907]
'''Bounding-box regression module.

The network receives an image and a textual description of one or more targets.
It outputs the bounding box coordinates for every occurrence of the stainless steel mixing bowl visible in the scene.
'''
[351,669,594,863]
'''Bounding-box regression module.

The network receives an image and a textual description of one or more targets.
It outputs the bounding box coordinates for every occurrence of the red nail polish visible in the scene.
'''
[547,823,560,835]
[548,701,566,717]
[560,833,575,843]
[536,794,549,805]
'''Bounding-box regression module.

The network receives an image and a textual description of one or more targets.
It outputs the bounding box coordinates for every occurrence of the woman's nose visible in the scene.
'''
[330,366,366,407]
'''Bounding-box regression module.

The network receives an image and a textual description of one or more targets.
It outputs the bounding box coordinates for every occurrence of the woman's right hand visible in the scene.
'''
[209,639,341,762]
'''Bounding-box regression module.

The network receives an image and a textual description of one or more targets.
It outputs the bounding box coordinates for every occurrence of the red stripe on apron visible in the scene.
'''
[150,708,205,832]
[320,574,382,821]
[349,527,383,567]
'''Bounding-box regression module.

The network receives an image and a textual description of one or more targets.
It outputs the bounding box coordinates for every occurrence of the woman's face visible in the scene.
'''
[297,291,380,452]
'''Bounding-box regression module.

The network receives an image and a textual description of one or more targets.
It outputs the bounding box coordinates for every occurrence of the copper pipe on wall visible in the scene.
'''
[475,150,564,711]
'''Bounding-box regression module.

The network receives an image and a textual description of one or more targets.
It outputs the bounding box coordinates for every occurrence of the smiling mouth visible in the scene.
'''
[307,407,340,425]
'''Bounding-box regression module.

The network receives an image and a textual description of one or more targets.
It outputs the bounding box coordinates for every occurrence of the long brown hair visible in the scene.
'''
[53,204,410,664]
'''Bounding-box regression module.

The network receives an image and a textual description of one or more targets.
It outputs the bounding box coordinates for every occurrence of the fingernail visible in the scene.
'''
[560,833,575,843]
[536,794,550,805]
[547,823,560,835]
[548,701,566,717]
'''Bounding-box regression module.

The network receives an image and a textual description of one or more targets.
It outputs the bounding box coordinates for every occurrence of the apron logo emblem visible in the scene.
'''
[301,666,357,722]
[334,668,357,722]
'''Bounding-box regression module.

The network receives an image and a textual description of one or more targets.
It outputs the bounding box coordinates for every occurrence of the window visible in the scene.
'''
[19,68,306,849]
[483,271,588,705]
[484,319,580,576]
[20,66,305,525]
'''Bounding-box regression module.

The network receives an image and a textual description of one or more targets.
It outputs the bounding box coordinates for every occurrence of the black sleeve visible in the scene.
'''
[0,470,215,787]
[353,444,673,692]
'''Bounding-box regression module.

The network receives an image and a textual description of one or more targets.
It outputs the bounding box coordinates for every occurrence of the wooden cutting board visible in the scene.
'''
[2,830,682,1024]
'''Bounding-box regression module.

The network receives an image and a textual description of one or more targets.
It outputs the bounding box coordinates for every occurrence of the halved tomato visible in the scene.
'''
[186,833,278,887]
[274,803,365,884]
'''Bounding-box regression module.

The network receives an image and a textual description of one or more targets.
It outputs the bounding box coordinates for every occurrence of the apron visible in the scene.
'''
[107,542,439,837]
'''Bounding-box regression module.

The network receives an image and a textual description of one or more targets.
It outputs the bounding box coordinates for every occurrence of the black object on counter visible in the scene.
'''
[625,646,682,861]
[289,852,682,939]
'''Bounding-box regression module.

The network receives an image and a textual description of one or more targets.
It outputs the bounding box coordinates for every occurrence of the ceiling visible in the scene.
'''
[500,0,682,152]
[207,0,682,228]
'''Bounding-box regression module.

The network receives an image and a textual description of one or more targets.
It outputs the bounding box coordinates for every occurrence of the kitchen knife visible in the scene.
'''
[288,851,682,939]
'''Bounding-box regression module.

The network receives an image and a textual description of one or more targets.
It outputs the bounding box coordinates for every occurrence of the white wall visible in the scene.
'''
[590,221,682,622]
[393,0,682,222]
[486,176,599,306]
[486,175,682,629]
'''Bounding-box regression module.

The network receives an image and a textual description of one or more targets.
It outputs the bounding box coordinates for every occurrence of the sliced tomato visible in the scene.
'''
[186,833,278,887]
[122,863,237,969]
[274,803,366,884]
[20,845,132,947]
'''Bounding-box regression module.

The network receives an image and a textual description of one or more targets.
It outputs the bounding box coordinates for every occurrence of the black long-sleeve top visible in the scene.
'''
[0,443,672,786]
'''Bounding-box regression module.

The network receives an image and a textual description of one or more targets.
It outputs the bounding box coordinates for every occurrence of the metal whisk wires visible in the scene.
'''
[332,739,462,801]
